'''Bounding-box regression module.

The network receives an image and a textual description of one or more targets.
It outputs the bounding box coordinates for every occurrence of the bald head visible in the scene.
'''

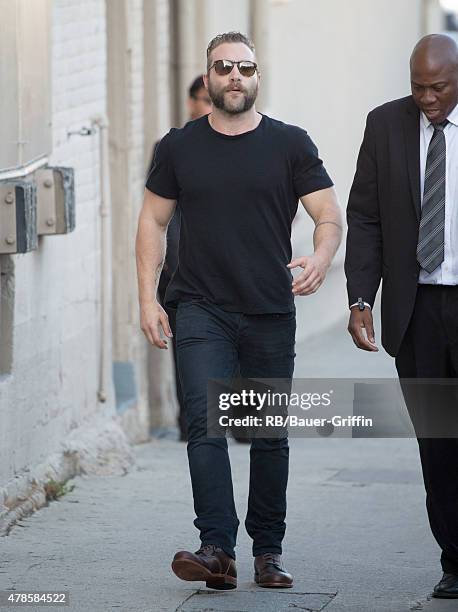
[410,34,458,124]
[411,34,458,72]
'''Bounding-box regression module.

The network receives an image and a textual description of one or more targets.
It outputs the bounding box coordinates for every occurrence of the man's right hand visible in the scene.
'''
[140,301,173,349]
[347,307,378,352]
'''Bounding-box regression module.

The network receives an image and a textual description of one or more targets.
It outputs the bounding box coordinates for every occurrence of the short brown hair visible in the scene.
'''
[206,32,256,69]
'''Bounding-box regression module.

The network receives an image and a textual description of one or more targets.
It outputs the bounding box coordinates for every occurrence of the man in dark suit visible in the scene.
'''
[345,34,458,599]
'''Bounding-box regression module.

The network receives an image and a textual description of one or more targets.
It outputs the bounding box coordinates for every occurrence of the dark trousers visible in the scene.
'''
[395,284,458,574]
[175,299,296,559]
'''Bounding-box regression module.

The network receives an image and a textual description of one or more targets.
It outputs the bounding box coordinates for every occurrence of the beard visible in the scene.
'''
[208,80,258,114]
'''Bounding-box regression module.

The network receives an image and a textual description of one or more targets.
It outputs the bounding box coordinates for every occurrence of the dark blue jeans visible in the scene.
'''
[176,299,296,559]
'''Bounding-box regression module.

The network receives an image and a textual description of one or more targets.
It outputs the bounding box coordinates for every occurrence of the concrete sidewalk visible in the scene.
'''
[0,317,455,611]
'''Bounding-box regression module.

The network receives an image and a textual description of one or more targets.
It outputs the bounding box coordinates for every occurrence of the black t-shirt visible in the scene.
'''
[146,114,333,314]
[148,141,181,296]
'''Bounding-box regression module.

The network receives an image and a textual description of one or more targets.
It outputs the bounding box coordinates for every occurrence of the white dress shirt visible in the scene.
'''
[349,104,458,310]
[419,104,458,285]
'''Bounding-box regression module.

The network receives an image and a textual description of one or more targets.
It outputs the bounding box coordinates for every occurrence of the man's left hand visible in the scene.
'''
[288,255,329,296]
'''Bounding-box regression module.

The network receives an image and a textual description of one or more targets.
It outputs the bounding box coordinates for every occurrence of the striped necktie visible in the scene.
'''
[417,119,448,273]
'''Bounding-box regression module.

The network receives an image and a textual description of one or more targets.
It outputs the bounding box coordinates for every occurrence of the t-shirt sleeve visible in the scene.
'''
[145,132,179,199]
[292,128,334,199]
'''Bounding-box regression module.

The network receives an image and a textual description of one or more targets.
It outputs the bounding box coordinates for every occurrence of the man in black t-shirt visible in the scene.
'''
[136,31,342,591]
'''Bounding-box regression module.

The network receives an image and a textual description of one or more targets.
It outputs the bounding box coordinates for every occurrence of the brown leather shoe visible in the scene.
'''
[254,553,293,588]
[171,544,237,590]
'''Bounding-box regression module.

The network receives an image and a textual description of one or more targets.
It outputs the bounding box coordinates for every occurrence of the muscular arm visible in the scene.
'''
[302,186,342,264]
[135,188,176,348]
[288,186,343,295]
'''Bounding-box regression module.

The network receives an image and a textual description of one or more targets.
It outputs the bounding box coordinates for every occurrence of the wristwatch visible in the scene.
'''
[349,298,372,311]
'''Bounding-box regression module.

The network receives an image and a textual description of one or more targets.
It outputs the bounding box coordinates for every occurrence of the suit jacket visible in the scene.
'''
[345,95,423,357]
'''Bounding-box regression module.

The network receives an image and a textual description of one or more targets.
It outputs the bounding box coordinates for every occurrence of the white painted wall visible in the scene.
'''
[0,0,114,484]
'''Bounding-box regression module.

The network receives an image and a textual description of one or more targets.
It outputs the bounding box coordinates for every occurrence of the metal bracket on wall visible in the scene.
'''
[0,181,37,254]
[35,166,75,235]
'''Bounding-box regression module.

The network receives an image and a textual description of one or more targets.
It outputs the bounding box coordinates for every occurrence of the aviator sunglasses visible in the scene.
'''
[209,59,258,78]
